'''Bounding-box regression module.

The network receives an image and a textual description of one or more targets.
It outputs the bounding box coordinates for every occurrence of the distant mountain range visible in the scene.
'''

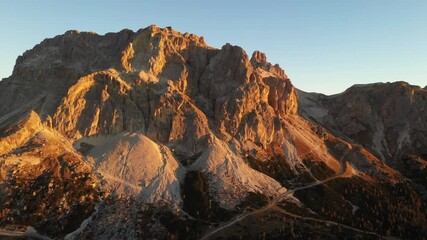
[0,25,426,239]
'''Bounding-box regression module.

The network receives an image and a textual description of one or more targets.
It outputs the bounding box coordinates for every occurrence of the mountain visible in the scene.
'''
[298,82,427,195]
[0,25,426,239]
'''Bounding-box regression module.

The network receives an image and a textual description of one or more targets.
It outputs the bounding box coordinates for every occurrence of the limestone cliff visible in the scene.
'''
[1,26,426,239]
[1,25,298,151]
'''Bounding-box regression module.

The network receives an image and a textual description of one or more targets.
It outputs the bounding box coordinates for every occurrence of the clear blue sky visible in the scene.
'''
[1,0,426,94]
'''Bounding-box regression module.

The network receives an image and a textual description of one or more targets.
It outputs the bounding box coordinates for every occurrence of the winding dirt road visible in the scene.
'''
[274,206,383,238]
[201,149,367,240]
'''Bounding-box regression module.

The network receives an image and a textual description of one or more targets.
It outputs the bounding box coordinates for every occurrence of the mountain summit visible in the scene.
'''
[0,25,426,239]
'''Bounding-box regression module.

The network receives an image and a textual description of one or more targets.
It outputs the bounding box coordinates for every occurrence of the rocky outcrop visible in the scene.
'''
[0,111,43,154]
[0,111,99,236]
[251,51,287,79]
[0,29,135,119]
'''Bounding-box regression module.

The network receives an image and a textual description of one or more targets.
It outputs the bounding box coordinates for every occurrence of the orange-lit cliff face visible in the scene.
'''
[0,25,298,146]
[0,26,426,239]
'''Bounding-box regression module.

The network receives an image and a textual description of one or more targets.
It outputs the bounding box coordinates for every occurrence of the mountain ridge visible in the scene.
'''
[0,25,426,239]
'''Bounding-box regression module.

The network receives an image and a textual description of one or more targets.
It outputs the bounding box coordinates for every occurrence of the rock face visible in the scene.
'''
[0,25,298,149]
[0,25,300,237]
[0,26,426,239]
[0,111,99,236]
[0,29,134,119]
[298,82,427,191]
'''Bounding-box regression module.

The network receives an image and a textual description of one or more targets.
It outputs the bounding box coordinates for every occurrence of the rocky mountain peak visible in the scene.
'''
[299,81,427,193]
[251,50,287,79]
[251,50,268,64]
[1,25,426,239]
[0,25,299,147]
